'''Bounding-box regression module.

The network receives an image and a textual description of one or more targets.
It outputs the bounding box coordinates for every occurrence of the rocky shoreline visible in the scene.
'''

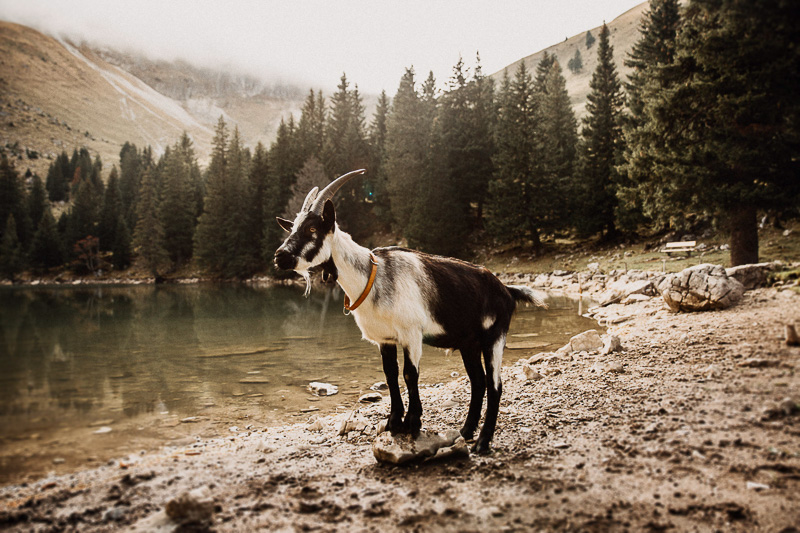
[1,265,799,532]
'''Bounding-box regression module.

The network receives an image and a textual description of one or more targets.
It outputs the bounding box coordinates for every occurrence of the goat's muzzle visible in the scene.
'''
[274,249,297,271]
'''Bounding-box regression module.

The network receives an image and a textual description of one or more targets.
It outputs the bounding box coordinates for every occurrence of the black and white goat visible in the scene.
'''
[274,169,544,453]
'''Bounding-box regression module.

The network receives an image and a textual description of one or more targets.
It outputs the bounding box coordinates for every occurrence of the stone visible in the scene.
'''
[725,262,777,290]
[358,392,383,403]
[521,363,545,381]
[372,429,467,465]
[568,330,604,352]
[338,412,369,435]
[308,382,338,396]
[165,486,215,523]
[506,340,550,350]
[658,263,744,312]
[370,382,388,391]
[600,334,622,355]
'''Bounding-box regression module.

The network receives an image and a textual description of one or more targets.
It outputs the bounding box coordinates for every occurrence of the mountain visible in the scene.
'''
[0,20,305,178]
[491,1,649,119]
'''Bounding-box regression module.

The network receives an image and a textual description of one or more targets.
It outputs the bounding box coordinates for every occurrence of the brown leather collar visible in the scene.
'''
[343,253,378,313]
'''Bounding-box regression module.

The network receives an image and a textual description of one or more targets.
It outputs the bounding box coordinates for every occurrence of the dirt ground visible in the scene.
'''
[1,284,798,532]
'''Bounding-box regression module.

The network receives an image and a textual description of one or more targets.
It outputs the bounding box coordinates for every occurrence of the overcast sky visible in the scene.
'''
[0,0,645,94]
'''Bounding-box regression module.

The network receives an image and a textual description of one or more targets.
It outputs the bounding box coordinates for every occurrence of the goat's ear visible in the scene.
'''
[276,217,294,233]
[322,200,336,227]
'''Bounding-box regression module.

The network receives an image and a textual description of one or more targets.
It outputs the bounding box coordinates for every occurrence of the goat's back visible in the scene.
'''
[373,247,518,351]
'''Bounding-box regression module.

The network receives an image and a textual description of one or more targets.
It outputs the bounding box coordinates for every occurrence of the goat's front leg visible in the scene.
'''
[401,345,422,435]
[380,344,404,433]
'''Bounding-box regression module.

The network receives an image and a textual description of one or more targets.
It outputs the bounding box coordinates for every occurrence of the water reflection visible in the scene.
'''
[0,283,597,483]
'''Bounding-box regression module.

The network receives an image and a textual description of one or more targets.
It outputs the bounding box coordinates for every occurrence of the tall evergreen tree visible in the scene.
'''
[385,68,431,230]
[578,23,625,238]
[27,174,48,230]
[630,0,800,265]
[0,155,32,252]
[132,167,168,276]
[0,215,23,279]
[45,151,71,202]
[296,89,327,162]
[263,117,302,261]
[567,48,583,74]
[487,64,547,251]
[368,90,392,226]
[159,135,200,266]
[98,166,123,253]
[29,209,65,271]
[323,74,371,236]
[249,142,270,263]
[618,0,681,232]
[119,142,144,230]
[223,127,257,278]
[194,117,231,275]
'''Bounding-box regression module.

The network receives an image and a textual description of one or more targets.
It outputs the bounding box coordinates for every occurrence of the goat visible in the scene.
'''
[274,169,544,453]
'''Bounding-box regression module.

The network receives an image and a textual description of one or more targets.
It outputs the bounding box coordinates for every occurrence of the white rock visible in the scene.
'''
[521,363,545,381]
[658,263,744,312]
[372,429,467,465]
[358,392,383,403]
[569,330,604,352]
[600,334,622,355]
[308,382,338,396]
[746,481,770,491]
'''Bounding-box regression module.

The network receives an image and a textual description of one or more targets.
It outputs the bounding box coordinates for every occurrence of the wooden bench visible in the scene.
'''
[661,240,697,257]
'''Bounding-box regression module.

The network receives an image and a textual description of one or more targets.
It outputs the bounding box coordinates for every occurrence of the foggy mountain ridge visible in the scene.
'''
[1,2,647,178]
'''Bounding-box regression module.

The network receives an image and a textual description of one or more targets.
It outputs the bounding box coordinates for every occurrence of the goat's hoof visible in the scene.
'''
[459,427,476,441]
[471,440,493,455]
[386,416,404,434]
[401,417,421,436]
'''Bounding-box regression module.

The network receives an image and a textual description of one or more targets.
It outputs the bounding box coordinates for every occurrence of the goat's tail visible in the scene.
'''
[506,284,548,309]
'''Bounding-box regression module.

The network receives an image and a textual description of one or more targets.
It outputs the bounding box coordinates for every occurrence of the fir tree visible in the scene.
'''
[27,174,48,230]
[323,74,370,237]
[194,117,231,275]
[119,142,144,230]
[296,89,326,161]
[0,215,23,279]
[132,168,168,276]
[0,155,32,252]
[98,166,122,253]
[578,23,625,238]
[29,209,65,271]
[368,90,392,226]
[631,0,800,265]
[262,117,302,261]
[249,142,270,263]
[567,48,583,74]
[223,127,257,278]
[159,135,199,266]
[385,67,432,230]
[586,29,596,49]
[45,151,71,202]
[618,0,681,232]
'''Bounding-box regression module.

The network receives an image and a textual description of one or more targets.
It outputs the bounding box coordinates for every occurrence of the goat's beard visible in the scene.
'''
[297,269,312,297]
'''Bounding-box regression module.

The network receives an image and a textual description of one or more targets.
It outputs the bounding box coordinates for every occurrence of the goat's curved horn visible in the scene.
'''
[300,186,319,213]
[310,169,366,214]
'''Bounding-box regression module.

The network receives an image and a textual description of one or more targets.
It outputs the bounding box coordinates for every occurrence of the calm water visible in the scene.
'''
[0,283,596,484]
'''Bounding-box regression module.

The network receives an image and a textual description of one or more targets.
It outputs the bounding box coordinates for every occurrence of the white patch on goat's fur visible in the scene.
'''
[490,335,505,388]
[482,315,496,330]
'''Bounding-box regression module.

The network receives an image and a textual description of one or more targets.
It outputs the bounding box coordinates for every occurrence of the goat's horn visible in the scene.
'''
[310,169,366,214]
[300,186,319,213]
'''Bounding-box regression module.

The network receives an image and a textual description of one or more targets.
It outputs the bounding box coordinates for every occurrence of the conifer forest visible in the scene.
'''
[1,0,798,281]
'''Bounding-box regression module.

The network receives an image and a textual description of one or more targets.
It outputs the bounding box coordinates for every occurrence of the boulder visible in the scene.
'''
[725,262,777,290]
[308,382,338,396]
[372,429,468,465]
[657,263,744,312]
[600,334,622,355]
[568,330,604,352]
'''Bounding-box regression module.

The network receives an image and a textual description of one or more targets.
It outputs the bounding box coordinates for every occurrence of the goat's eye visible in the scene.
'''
[309,227,317,234]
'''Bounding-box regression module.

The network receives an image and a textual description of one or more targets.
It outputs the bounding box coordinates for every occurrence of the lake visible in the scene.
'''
[0,283,597,484]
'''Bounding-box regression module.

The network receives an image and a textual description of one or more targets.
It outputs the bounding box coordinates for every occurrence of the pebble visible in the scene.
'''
[746,481,770,491]
[308,382,339,396]
[358,392,383,403]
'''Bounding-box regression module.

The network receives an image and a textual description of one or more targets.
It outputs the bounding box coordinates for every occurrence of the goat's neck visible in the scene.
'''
[330,225,373,304]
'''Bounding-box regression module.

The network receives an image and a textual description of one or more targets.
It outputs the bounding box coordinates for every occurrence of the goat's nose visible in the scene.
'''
[274,249,297,271]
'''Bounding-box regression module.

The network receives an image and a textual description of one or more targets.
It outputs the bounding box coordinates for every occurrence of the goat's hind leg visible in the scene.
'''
[380,344,404,433]
[459,344,485,441]
[401,346,422,435]
[474,333,506,454]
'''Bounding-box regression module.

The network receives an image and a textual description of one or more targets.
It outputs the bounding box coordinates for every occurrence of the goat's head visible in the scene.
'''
[274,169,365,293]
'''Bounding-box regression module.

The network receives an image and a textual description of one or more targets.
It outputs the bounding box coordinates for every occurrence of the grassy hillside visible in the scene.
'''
[0,21,304,177]
[491,2,648,119]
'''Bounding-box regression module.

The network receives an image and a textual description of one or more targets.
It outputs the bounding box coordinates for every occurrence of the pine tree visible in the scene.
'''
[194,117,231,275]
[98,166,121,252]
[27,174,48,230]
[262,117,302,261]
[29,209,65,271]
[159,135,199,266]
[632,0,800,265]
[249,142,270,263]
[368,90,392,226]
[0,215,23,279]
[45,151,71,202]
[567,48,583,74]
[119,142,144,230]
[385,68,431,230]
[296,89,326,161]
[132,168,168,276]
[578,23,625,238]
[586,30,596,49]
[617,0,681,232]
[223,127,257,278]
[323,74,370,236]
[487,64,546,251]
[0,155,32,252]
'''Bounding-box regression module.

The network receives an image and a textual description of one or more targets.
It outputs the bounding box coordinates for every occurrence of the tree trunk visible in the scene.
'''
[729,205,759,267]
